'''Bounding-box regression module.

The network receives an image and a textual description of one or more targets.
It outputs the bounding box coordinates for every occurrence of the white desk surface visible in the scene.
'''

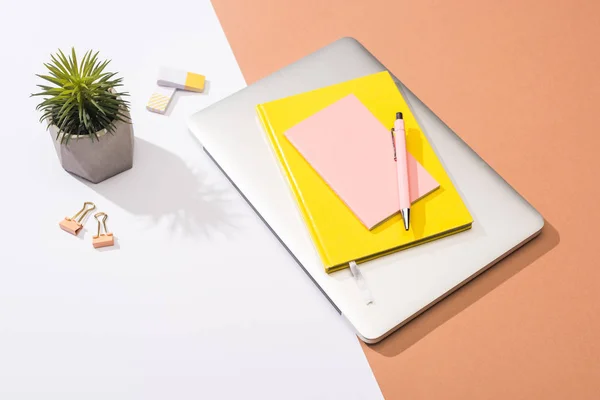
[0,1,382,398]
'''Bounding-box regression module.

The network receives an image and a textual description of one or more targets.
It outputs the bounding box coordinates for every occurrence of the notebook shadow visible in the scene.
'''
[80,138,240,239]
[365,219,560,356]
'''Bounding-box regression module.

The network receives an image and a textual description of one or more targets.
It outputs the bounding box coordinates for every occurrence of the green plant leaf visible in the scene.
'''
[80,50,91,76]
[35,74,64,87]
[71,47,79,78]
[88,98,108,116]
[50,54,70,77]
[34,48,130,140]
[44,63,69,81]
[57,49,72,75]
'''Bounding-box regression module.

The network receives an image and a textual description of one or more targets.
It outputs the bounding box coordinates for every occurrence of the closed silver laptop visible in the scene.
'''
[188,37,543,343]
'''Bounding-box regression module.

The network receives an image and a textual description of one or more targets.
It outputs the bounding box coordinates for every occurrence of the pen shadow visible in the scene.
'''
[408,127,426,239]
[80,137,241,239]
[363,219,560,356]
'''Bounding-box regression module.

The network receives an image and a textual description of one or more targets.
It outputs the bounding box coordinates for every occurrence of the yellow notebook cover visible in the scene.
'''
[257,71,473,273]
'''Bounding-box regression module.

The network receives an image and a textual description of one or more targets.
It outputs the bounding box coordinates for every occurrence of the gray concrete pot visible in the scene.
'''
[49,119,134,183]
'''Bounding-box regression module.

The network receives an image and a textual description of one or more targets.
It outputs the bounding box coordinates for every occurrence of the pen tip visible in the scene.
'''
[396,112,403,119]
[401,208,410,231]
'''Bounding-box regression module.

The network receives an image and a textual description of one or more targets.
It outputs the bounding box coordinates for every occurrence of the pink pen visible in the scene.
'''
[392,112,411,230]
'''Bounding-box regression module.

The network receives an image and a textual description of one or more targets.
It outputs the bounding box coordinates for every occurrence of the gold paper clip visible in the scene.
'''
[59,202,96,235]
[92,212,114,248]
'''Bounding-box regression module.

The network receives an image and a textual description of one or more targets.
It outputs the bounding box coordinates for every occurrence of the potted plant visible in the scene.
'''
[33,49,134,183]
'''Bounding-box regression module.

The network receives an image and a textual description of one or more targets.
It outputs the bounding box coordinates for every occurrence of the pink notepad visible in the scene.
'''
[285,94,439,229]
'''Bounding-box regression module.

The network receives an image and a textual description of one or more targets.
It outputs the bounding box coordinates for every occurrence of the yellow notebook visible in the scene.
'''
[257,71,473,273]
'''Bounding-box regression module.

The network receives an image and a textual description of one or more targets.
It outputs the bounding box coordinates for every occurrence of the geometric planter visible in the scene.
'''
[49,117,134,184]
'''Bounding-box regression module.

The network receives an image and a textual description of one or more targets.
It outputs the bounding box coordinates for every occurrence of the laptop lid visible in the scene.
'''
[188,37,543,343]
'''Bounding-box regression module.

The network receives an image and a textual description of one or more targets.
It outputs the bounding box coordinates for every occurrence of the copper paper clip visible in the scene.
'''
[92,212,114,249]
[59,202,96,235]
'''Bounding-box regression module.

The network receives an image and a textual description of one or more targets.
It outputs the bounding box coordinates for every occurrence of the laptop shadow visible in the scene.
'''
[364,219,560,356]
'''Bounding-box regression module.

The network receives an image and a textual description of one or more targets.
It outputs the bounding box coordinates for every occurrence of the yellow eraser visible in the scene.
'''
[157,67,205,92]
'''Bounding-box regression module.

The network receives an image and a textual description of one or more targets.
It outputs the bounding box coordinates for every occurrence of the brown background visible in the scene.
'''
[211,0,600,398]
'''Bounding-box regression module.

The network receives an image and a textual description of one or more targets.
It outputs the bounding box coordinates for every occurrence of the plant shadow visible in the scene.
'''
[363,219,560,355]
[81,137,240,239]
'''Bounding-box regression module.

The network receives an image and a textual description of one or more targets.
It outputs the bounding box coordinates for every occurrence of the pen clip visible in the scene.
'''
[390,128,397,161]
